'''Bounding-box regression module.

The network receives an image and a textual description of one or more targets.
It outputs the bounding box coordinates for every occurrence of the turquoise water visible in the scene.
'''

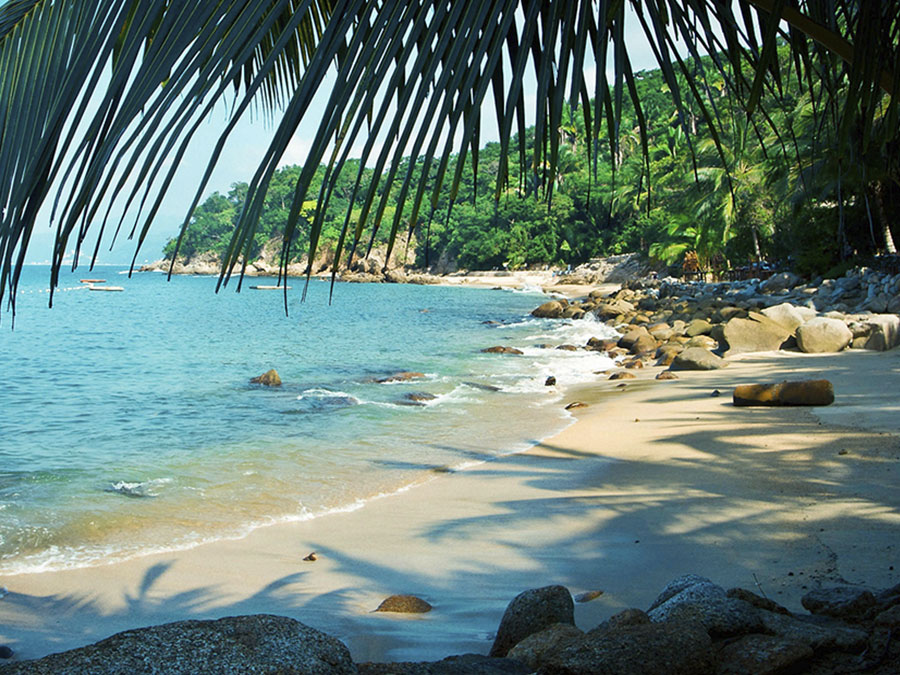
[1,267,617,573]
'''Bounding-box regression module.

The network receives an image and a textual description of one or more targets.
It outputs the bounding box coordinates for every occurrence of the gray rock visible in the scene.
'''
[647,580,763,637]
[539,621,715,675]
[760,610,868,653]
[670,347,728,371]
[590,608,652,633]
[506,623,584,671]
[759,302,809,333]
[715,634,813,675]
[490,585,575,657]
[359,654,530,674]
[0,614,356,674]
[796,317,852,353]
[862,314,900,351]
[617,326,652,351]
[649,574,715,611]
[760,272,801,293]
[801,585,877,620]
[722,314,791,356]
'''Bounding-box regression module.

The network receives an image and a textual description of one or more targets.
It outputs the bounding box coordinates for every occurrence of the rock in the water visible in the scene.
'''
[796,317,852,353]
[608,371,637,380]
[377,371,425,383]
[656,371,679,380]
[250,368,282,386]
[0,615,355,674]
[506,623,584,671]
[489,585,575,657]
[670,347,728,371]
[565,401,588,410]
[573,590,603,603]
[0,645,13,659]
[532,300,567,318]
[403,392,437,404]
[541,620,715,675]
[732,380,834,407]
[481,346,524,355]
[801,585,877,620]
[715,634,814,675]
[544,376,557,386]
[722,314,792,356]
[374,594,433,613]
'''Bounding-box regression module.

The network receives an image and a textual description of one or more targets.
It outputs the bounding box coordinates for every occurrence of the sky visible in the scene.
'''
[21,5,664,267]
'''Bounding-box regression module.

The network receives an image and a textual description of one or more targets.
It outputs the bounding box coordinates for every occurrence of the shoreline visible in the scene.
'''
[2,338,899,665]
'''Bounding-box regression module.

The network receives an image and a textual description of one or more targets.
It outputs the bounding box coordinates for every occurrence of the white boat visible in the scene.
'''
[88,285,124,292]
[249,285,291,290]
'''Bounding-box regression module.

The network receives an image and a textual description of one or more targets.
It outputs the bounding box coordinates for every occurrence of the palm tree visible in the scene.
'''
[1,0,898,313]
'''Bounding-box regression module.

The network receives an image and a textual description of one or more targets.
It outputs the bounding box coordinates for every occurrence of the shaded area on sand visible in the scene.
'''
[1,350,899,667]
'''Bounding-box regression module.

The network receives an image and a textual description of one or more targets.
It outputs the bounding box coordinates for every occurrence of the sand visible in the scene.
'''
[2,344,899,666]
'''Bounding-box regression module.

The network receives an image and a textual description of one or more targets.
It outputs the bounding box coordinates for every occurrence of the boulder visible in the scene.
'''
[669,347,728,371]
[722,314,791,356]
[656,371,679,380]
[250,368,282,386]
[760,302,809,334]
[608,371,637,380]
[506,623,584,671]
[715,634,813,675]
[647,577,763,637]
[0,615,355,675]
[685,318,714,337]
[629,333,659,355]
[377,371,425,382]
[565,401,588,410]
[375,595,433,613]
[358,653,530,674]
[540,621,715,675]
[594,299,635,319]
[617,326,652,351]
[544,376,557,386]
[732,380,834,407]
[489,585,575,657]
[684,335,718,351]
[532,300,567,318]
[759,610,868,653]
[796,317,852,353]
[801,586,878,620]
[481,346,524,355]
[862,314,900,351]
[760,271,801,293]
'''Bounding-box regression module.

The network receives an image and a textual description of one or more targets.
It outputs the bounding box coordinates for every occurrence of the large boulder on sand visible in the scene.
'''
[796,317,852,353]
[862,314,900,351]
[670,347,728,371]
[722,313,791,356]
[489,585,575,657]
[760,302,812,334]
[375,594,433,613]
[733,380,834,407]
[0,615,356,675]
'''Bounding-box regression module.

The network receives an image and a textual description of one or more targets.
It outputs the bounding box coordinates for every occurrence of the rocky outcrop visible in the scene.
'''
[489,585,575,657]
[531,300,567,318]
[0,615,356,674]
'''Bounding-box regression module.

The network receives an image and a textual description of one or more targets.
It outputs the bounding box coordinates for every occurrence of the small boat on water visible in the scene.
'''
[80,278,106,283]
[88,285,124,292]
[249,285,291,290]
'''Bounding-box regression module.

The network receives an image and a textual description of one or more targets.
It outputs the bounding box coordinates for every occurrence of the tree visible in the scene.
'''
[1,1,898,313]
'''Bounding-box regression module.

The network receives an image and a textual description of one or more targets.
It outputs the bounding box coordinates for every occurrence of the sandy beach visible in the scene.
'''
[2,334,898,666]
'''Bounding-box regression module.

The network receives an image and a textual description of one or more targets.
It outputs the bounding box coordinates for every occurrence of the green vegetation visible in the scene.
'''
[169,47,899,277]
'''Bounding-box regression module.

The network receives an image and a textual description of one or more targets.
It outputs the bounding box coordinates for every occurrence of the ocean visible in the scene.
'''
[0,266,617,574]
